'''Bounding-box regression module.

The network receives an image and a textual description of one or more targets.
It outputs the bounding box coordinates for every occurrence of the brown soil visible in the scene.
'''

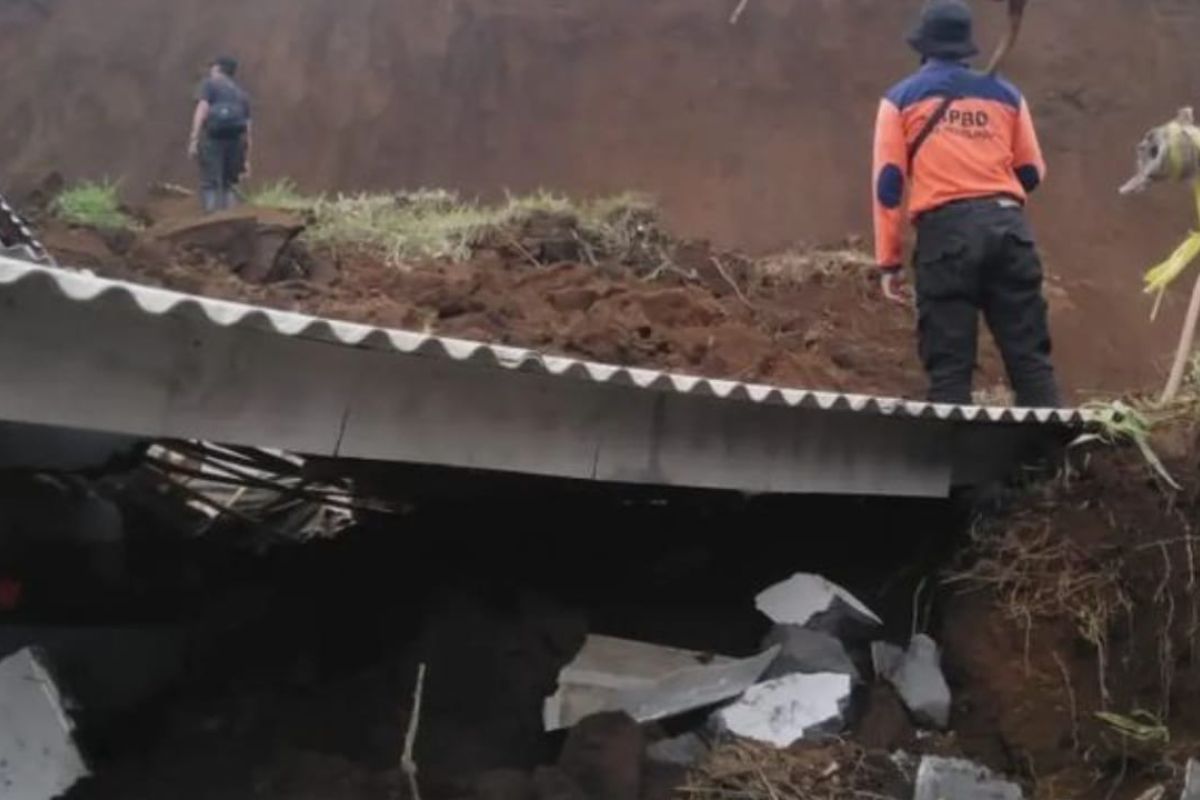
[36,204,1002,399]
[941,425,1200,800]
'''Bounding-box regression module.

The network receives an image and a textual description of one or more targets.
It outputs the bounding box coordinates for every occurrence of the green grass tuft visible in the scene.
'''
[244,179,318,213]
[308,191,495,264]
[52,180,139,231]
[1076,400,1179,489]
[248,182,664,267]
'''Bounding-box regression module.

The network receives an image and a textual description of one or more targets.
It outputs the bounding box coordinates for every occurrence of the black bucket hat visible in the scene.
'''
[907,0,979,61]
[212,56,239,77]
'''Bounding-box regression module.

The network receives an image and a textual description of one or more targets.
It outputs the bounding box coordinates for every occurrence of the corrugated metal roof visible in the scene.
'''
[0,258,1089,425]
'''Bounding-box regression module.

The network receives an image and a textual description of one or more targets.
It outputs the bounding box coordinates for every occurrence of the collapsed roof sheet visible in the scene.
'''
[0,258,1089,497]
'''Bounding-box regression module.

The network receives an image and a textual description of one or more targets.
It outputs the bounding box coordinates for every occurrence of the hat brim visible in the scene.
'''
[907,33,979,60]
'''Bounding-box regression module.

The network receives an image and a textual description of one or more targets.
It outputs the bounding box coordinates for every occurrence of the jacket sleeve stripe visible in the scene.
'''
[872,99,907,267]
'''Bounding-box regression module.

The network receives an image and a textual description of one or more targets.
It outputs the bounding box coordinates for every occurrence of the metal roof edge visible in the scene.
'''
[0,257,1090,427]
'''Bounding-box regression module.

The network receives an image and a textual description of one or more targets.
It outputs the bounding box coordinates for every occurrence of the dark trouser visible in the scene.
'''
[198,134,246,213]
[914,197,1061,408]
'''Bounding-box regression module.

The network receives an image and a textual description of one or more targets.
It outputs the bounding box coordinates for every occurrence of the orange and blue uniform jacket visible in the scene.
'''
[872,60,1046,268]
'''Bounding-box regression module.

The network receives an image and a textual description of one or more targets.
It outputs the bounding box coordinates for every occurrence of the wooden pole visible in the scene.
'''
[986,0,1028,76]
[400,663,426,800]
[1161,268,1200,403]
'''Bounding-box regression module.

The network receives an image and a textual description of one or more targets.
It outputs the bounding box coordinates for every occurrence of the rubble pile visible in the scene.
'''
[4,431,1200,800]
[450,572,964,800]
[454,433,1200,800]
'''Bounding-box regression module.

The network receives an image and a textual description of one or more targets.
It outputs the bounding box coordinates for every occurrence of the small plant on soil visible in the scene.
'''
[1095,710,1170,745]
[52,179,139,231]
[1076,400,1178,489]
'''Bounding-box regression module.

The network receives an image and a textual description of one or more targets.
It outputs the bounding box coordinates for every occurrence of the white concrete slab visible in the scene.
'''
[755,573,882,628]
[543,635,778,731]
[713,672,851,747]
[0,648,89,799]
[914,757,1022,800]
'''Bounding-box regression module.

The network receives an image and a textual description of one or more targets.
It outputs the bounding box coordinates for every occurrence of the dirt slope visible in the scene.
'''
[1,0,1199,396]
[39,202,978,399]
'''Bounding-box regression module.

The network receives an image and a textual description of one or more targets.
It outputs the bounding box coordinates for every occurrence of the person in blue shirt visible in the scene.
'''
[187,56,253,213]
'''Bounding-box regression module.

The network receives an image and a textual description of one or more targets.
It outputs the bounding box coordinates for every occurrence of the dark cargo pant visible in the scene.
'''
[913,197,1061,408]
[198,134,246,213]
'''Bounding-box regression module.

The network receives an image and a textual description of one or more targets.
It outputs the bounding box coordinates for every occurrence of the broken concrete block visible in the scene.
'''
[543,635,778,731]
[1183,760,1200,800]
[762,625,860,681]
[755,574,881,639]
[913,757,1022,800]
[0,648,89,799]
[646,732,709,768]
[558,712,643,800]
[875,635,951,729]
[713,672,852,748]
[870,641,905,678]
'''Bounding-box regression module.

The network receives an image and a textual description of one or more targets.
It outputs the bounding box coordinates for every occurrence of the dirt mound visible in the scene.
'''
[939,429,1200,800]
[36,200,998,398]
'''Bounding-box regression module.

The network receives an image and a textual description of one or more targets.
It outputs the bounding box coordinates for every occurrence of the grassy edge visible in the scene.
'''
[244,182,661,265]
[52,179,140,231]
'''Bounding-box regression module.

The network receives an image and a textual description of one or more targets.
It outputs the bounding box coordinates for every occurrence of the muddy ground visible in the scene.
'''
[33,193,1021,401]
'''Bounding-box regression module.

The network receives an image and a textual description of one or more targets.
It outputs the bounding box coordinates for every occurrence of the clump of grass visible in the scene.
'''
[249,182,665,267]
[1095,710,1170,745]
[752,246,874,284]
[245,179,317,212]
[498,189,576,219]
[308,191,495,264]
[52,180,139,231]
[584,191,657,221]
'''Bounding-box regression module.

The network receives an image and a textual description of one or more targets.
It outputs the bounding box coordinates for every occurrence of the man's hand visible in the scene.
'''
[187,136,200,160]
[241,161,252,181]
[879,266,911,304]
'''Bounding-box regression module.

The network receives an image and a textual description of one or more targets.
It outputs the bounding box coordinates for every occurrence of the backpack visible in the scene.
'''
[207,92,248,138]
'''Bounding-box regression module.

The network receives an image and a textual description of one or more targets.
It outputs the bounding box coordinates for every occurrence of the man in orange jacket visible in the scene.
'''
[872,0,1061,408]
